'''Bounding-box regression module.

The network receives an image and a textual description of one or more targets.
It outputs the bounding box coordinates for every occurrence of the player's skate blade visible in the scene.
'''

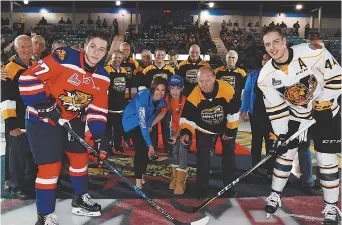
[71,207,101,217]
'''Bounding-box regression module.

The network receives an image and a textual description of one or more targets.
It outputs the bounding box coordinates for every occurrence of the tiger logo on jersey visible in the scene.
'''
[284,75,317,106]
[201,105,224,125]
[59,90,92,111]
[55,49,67,60]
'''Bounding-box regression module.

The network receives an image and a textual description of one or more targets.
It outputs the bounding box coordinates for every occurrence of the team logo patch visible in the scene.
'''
[185,69,198,84]
[201,105,224,125]
[67,73,81,86]
[59,90,92,111]
[284,75,317,106]
[55,49,67,60]
[113,77,126,92]
[153,73,168,80]
[221,76,236,88]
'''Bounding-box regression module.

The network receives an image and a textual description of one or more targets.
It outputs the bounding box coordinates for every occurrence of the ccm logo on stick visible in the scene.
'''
[322,140,341,143]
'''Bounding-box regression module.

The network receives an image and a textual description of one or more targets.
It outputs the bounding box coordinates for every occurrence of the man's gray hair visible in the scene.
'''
[227,50,238,60]
[14,35,32,48]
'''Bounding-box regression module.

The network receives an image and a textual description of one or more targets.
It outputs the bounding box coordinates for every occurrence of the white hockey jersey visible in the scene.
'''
[257,43,341,136]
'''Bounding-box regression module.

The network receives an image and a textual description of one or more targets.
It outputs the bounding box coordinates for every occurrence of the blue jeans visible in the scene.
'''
[298,146,314,186]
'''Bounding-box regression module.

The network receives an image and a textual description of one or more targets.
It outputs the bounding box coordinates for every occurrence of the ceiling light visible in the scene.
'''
[116,1,121,6]
[296,4,303,10]
[208,2,214,8]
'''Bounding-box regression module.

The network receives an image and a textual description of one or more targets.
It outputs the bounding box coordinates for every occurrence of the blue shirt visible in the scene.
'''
[241,69,260,114]
[122,89,166,147]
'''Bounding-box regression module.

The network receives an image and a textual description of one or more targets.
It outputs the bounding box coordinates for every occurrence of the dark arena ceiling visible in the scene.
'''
[1,1,341,15]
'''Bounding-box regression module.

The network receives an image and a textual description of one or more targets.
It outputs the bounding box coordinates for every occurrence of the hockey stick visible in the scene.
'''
[172,119,316,213]
[58,119,209,225]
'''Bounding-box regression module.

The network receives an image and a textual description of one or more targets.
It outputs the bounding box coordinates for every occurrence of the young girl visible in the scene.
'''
[165,75,188,195]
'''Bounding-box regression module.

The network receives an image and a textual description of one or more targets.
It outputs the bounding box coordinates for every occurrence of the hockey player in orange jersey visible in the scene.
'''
[19,32,111,225]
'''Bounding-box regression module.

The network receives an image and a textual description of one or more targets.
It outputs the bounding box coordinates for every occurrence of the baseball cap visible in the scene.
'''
[168,75,184,88]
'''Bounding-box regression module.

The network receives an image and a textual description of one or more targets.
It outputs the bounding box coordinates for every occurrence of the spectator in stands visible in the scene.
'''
[269,21,275,27]
[96,16,101,28]
[168,50,179,70]
[66,18,72,24]
[227,20,232,27]
[19,15,25,24]
[304,22,310,39]
[221,20,226,29]
[1,17,4,25]
[234,20,239,27]
[79,20,84,24]
[276,23,280,28]
[4,17,9,25]
[31,35,46,61]
[103,18,108,29]
[241,53,274,176]
[51,40,66,51]
[279,21,287,28]
[293,21,300,36]
[113,19,119,35]
[38,17,47,24]
[255,21,259,27]
[2,35,37,200]
[87,15,94,25]
[58,17,65,24]
[247,20,253,27]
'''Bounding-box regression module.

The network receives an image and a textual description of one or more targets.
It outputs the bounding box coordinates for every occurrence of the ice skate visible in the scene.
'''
[35,213,58,225]
[265,192,281,219]
[71,193,101,217]
[322,203,341,225]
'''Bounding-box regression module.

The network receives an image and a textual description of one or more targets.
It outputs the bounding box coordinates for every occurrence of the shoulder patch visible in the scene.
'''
[55,49,67,60]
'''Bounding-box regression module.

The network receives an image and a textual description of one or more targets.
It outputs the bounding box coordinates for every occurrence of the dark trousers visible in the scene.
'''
[128,126,149,179]
[249,113,274,173]
[9,133,37,189]
[196,129,236,191]
[151,111,172,152]
[5,132,11,181]
[106,113,125,149]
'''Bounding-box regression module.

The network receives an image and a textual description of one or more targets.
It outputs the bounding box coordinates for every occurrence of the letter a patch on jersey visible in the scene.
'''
[68,73,81,86]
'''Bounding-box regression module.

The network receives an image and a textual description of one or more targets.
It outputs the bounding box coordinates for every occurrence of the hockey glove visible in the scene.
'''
[269,133,289,156]
[91,135,111,159]
[33,97,60,124]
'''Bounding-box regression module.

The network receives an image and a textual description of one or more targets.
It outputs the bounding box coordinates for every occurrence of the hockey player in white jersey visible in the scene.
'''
[257,27,341,225]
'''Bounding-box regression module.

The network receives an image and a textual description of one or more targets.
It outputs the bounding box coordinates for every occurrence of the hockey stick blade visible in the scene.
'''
[172,119,316,213]
[58,119,209,225]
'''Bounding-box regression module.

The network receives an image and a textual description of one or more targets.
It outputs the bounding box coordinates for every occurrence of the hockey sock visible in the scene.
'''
[66,152,88,195]
[317,152,340,204]
[35,162,62,215]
